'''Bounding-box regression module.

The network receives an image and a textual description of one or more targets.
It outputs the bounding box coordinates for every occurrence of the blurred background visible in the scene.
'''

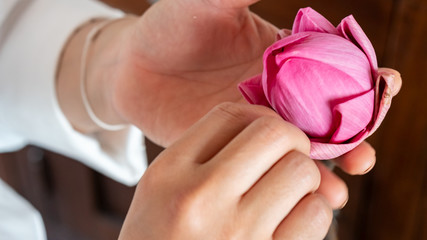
[0,0,426,239]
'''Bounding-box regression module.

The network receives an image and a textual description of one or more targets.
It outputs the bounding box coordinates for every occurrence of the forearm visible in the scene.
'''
[56,17,138,133]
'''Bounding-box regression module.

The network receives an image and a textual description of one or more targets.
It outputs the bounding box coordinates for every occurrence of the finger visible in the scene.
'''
[315,161,348,209]
[238,151,320,239]
[277,29,292,40]
[164,102,277,165]
[273,193,333,240]
[204,115,310,197]
[333,141,376,175]
[378,67,402,96]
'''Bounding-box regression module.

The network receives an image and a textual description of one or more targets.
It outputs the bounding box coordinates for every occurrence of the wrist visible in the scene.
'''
[56,17,137,133]
[85,17,138,129]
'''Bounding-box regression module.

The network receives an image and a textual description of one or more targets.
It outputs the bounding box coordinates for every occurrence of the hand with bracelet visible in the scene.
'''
[56,0,400,239]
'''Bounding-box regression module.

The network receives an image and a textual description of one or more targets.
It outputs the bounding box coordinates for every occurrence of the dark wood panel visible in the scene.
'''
[419,178,427,239]
[361,0,427,238]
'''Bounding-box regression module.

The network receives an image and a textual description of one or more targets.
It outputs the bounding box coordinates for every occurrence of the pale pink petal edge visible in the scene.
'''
[292,7,339,35]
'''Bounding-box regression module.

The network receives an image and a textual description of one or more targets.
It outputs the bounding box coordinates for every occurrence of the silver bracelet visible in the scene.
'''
[80,19,127,131]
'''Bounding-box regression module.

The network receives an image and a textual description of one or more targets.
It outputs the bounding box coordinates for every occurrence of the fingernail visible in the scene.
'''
[362,162,375,175]
[339,196,349,209]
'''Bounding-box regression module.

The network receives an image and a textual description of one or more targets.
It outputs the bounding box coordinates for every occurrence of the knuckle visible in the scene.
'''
[211,102,278,125]
[252,116,291,140]
[137,162,164,191]
[285,123,311,154]
[172,188,200,212]
[141,167,210,228]
[305,194,333,234]
[252,116,310,154]
[285,151,321,192]
[212,102,247,121]
[168,183,208,227]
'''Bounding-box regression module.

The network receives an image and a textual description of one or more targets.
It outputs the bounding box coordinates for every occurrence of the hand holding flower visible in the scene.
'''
[61,1,398,212]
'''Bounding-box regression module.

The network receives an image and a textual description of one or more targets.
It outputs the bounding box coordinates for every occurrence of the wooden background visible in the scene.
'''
[0,0,426,239]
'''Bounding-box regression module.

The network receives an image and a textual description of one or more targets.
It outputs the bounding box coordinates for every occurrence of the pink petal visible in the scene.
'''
[262,32,311,103]
[337,15,378,71]
[267,33,373,93]
[292,7,339,35]
[238,75,270,107]
[330,89,375,143]
[267,58,373,140]
[309,69,397,160]
[266,32,311,54]
[310,137,367,160]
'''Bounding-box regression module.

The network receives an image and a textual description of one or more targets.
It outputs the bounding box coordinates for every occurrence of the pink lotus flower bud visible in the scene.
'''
[239,7,399,159]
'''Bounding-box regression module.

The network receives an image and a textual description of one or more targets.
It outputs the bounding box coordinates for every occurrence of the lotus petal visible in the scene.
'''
[238,75,270,107]
[268,33,374,92]
[337,15,378,71]
[330,89,374,143]
[292,7,339,35]
[309,70,397,159]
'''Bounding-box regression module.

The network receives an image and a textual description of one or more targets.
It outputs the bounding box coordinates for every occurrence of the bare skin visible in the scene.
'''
[56,0,402,238]
[119,103,333,240]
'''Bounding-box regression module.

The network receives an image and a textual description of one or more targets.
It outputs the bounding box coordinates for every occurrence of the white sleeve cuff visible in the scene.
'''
[0,0,146,185]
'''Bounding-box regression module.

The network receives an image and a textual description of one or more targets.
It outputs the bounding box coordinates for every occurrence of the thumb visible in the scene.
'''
[203,0,261,9]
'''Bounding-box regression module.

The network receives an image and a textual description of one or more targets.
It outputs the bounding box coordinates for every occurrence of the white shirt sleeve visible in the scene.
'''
[0,0,147,186]
[0,179,47,240]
